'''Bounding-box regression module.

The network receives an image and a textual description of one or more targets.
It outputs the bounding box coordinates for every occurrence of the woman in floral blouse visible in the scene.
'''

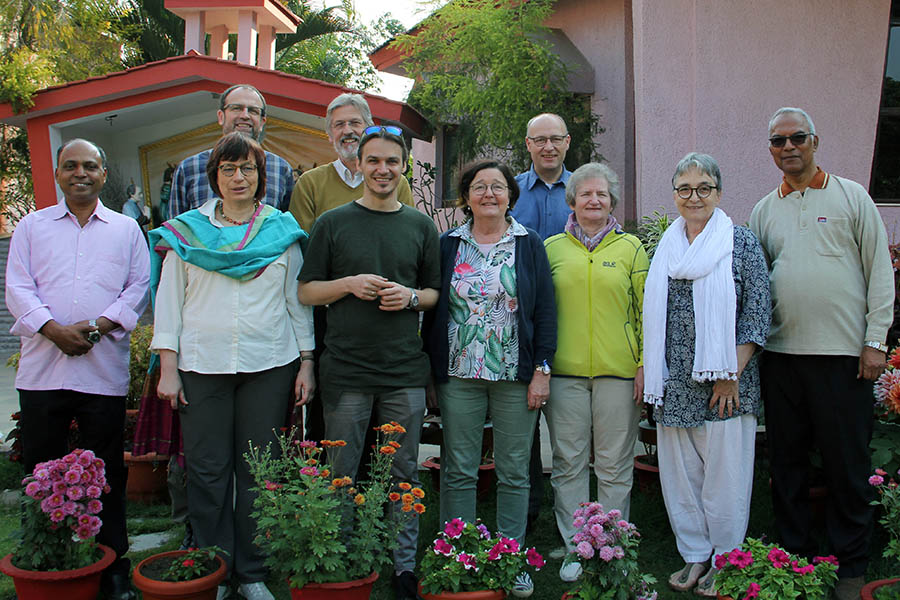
[642,153,770,597]
[424,159,556,598]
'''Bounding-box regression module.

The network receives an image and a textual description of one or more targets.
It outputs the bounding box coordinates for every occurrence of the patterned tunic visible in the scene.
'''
[654,226,770,427]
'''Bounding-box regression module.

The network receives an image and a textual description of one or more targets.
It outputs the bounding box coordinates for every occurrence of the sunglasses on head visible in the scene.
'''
[363,125,403,137]
[768,132,814,148]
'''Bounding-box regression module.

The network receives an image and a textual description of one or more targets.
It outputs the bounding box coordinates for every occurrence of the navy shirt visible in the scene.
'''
[510,165,572,239]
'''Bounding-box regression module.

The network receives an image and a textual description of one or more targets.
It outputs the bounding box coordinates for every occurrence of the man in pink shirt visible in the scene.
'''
[6,138,150,600]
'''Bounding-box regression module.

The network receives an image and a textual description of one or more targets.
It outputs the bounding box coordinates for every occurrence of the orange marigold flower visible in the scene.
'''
[889,347,900,369]
[333,478,346,487]
[411,487,425,499]
[401,504,413,512]
[388,441,401,448]
[401,493,414,504]
[413,503,426,514]
[389,492,401,502]
[335,440,347,447]
[354,494,365,505]
[379,445,396,455]
[348,487,357,495]
[320,439,334,447]
[398,482,412,491]
[379,424,396,434]
[320,469,330,478]
[327,485,336,491]
[392,423,406,434]
[306,458,318,466]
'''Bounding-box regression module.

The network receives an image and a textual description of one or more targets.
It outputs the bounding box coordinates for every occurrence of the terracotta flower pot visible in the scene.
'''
[124,450,170,503]
[418,583,506,599]
[133,550,227,600]
[422,456,496,499]
[289,571,379,600]
[633,454,660,493]
[0,543,115,600]
[860,578,900,600]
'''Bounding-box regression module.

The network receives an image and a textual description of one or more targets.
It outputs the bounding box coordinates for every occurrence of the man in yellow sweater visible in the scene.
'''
[750,107,893,600]
[288,93,414,232]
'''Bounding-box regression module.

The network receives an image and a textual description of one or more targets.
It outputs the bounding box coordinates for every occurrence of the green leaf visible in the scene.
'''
[499,264,516,297]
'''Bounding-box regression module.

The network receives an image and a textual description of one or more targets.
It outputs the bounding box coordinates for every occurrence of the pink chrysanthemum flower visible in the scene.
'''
[576,541,594,559]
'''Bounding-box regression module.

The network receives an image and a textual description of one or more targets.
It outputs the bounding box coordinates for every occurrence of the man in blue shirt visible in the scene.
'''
[168,84,294,217]
[511,113,572,239]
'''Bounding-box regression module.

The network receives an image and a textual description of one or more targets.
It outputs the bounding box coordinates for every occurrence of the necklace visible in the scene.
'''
[218,200,259,225]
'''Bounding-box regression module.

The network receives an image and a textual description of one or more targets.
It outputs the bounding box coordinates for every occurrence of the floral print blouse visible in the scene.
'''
[446,219,527,381]
[653,226,771,427]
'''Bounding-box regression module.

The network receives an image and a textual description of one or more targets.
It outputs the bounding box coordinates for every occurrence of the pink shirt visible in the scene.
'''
[6,200,150,396]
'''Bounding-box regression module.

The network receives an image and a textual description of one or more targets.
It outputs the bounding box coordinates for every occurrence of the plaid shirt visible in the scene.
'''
[168,148,294,218]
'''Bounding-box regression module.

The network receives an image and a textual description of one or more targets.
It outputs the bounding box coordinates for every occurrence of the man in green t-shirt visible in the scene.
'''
[298,126,440,600]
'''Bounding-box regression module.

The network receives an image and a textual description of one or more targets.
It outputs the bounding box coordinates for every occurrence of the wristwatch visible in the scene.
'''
[87,319,101,344]
[535,360,551,376]
[407,288,419,310]
[865,340,889,353]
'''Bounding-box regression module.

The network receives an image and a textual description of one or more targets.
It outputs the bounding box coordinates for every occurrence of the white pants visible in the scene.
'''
[657,414,756,563]
[546,376,639,551]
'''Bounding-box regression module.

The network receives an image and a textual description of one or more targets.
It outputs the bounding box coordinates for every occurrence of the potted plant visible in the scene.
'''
[872,348,900,478]
[0,448,116,600]
[418,518,545,599]
[132,545,227,600]
[713,537,838,600]
[559,502,657,600]
[862,469,900,600]
[247,422,424,599]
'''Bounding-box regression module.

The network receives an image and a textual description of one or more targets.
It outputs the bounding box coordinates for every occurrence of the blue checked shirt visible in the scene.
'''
[168,149,294,218]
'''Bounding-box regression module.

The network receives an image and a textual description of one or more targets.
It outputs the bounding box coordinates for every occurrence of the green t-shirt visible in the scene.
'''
[299,201,441,392]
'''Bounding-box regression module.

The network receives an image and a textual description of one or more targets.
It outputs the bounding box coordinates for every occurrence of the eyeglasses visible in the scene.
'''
[218,163,258,177]
[674,184,718,199]
[224,103,264,117]
[470,183,508,196]
[363,125,403,136]
[768,132,814,148]
[527,135,568,147]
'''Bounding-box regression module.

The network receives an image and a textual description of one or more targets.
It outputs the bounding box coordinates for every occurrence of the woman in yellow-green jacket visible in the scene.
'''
[543,162,649,582]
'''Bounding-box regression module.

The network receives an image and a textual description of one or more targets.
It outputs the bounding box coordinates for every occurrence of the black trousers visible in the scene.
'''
[760,352,874,578]
[18,388,130,574]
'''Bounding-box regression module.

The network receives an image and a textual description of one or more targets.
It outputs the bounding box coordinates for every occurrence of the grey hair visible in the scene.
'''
[671,152,723,193]
[526,113,568,135]
[326,93,374,131]
[768,107,816,135]
[566,162,620,210]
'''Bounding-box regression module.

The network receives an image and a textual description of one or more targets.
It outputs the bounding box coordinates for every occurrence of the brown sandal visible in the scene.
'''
[668,562,707,592]
[694,568,717,597]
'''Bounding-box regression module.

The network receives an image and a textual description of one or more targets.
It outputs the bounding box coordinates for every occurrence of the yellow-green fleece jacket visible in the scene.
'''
[544,230,649,378]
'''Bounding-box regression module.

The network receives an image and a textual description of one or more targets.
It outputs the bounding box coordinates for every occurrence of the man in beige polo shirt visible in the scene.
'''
[749,107,894,600]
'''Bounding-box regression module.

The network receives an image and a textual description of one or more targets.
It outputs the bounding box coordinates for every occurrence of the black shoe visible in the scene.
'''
[179,520,195,550]
[392,571,423,600]
[101,571,136,600]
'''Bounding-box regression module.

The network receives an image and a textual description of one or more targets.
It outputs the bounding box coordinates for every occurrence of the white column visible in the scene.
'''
[209,25,229,59]
[257,25,277,70]
[236,10,258,65]
[183,11,206,54]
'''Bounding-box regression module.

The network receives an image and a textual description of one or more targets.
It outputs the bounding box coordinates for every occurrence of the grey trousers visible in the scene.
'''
[179,360,298,582]
[323,386,425,573]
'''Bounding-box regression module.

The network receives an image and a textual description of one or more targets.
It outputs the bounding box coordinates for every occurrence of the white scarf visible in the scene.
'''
[642,207,737,405]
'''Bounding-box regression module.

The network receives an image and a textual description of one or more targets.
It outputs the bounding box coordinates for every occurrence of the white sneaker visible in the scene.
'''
[548,546,567,560]
[559,561,583,582]
[511,572,534,598]
[238,582,275,600]
[216,585,229,600]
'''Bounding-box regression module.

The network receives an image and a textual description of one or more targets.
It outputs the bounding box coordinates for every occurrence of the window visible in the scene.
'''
[871,0,900,201]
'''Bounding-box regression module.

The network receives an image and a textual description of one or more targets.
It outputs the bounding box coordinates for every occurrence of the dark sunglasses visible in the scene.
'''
[768,132,814,148]
[363,125,403,136]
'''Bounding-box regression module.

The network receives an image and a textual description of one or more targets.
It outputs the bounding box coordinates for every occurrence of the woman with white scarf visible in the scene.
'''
[642,153,770,597]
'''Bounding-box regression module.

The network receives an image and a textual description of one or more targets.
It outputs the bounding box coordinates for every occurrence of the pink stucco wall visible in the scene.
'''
[631,0,893,227]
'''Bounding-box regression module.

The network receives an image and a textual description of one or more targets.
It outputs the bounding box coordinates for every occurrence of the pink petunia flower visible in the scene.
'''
[743,582,761,599]
[457,553,477,570]
[526,547,545,569]
[813,555,839,566]
[444,518,466,539]
[767,547,791,568]
[476,523,490,539]
[433,539,454,556]
[728,550,754,569]
[714,554,728,569]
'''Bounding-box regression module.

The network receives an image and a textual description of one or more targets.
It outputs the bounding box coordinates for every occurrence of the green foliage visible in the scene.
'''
[869,468,900,563]
[872,347,900,476]
[158,546,225,582]
[411,161,460,232]
[715,537,839,600]
[128,325,154,408]
[419,519,545,594]
[393,0,601,171]
[0,49,55,112]
[246,423,423,589]
[277,9,404,90]
[635,209,674,259]
[874,581,900,600]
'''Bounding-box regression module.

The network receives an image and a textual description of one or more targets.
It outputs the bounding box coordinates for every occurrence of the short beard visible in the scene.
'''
[334,136,359,161]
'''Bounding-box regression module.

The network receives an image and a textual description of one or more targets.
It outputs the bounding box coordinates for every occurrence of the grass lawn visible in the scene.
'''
[0,452,894,600]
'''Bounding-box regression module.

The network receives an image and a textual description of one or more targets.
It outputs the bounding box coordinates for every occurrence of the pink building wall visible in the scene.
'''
[630,0,893,227]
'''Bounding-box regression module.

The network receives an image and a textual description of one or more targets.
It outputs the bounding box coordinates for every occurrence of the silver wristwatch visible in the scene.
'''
[535,360,551,375]
[87,319,101,344]
[864,340,888,353]
[407,288,419,310]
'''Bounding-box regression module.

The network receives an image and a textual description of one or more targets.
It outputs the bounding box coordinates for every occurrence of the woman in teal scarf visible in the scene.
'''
[149,133,314,600]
